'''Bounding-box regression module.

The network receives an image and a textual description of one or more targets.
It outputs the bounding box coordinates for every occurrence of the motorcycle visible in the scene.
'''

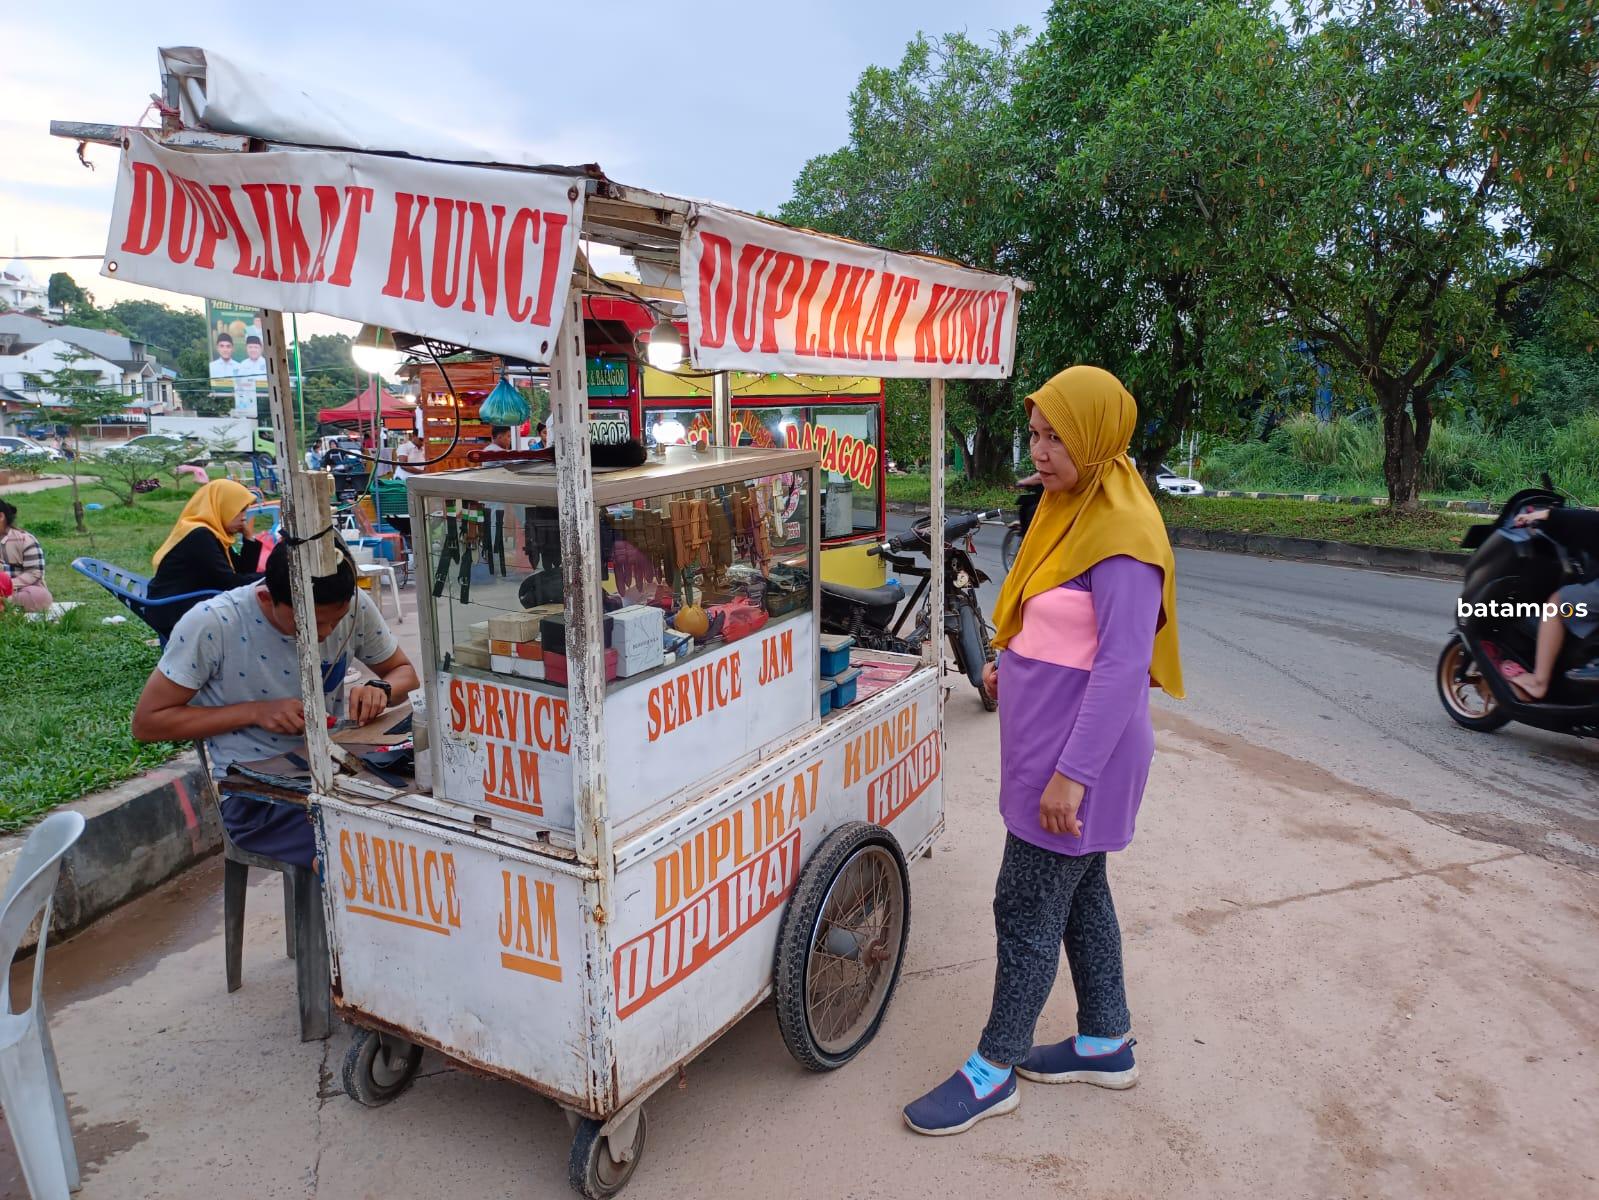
[1436,481,1599,740]
[821,510,1001,711]
[1001,484,1043,572]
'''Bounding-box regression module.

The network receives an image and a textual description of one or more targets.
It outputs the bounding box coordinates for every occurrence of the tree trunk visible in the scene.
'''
[970,423,1011,482]
[1378,382,1430,511]
[70,435,86,533]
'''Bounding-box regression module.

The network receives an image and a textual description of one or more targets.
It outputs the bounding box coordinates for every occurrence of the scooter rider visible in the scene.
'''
[1502,505,1599,697]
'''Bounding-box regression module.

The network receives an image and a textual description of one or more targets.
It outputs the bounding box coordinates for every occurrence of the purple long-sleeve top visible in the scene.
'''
[997,554,1163,855]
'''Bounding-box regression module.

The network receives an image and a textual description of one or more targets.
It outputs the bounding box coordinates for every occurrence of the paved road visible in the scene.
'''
[888,512,1599,864]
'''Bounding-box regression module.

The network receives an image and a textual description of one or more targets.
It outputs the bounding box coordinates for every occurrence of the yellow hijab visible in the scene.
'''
[152,479,257,569]
[990,365,1184,698]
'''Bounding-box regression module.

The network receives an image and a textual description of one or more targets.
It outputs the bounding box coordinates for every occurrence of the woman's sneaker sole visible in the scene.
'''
[1014,1064,1139,1089]
[902,1086,1020,1136]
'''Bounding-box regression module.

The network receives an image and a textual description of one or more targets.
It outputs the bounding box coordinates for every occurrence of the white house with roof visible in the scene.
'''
[0,339,129,435]
[0,260,50,313]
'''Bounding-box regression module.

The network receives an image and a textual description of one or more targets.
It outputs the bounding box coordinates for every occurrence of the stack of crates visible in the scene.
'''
[818,633,861,716]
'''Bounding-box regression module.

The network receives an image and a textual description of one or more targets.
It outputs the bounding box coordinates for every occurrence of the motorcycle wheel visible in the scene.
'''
[1436,635,1510,732]
[1002,528,1022,572]
[955,600,998,712]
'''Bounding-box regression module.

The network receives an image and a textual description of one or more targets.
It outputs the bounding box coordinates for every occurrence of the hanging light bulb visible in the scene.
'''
[646,316,685,370]
[351,324,407,377]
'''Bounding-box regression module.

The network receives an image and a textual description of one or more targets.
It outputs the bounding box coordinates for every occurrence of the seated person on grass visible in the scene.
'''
[131,540,418,866]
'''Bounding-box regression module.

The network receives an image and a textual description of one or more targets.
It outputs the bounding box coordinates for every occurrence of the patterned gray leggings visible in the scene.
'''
[978,834,1131,1066]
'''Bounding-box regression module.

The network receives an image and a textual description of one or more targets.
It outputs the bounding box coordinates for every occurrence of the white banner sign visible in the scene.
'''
[682,205,1020,379]
[104,133,585,363]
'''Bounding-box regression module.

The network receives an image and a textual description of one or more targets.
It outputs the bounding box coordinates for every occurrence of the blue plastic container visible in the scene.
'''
[819,679,837,717]
[829,666,861,708]
[819,633,854,677]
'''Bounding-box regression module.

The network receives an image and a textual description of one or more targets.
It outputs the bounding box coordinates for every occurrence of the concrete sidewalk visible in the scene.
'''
[6,696,1596,1198]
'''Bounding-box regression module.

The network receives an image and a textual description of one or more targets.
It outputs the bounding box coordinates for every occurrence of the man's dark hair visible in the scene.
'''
[490,425,511,436]
[245,334,262,346]
[264,539,357,607]
[0,498,17,527]
[216,333,233,346]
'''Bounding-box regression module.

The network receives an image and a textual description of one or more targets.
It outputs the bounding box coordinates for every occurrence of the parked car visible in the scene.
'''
[0,435,64,461]
[1155,463,1205,496]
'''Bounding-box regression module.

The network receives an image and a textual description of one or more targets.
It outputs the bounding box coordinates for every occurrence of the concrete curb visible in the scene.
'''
[0,751,220,950]
[1166,527,1470,578]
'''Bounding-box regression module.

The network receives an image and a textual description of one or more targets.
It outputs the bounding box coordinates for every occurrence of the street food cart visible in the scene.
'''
[60,47,1024,1196]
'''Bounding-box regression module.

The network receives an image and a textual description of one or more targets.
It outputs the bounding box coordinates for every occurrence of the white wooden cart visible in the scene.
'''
[60,49,1025,1196]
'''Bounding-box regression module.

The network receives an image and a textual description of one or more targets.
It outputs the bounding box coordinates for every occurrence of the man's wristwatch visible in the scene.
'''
[360,679,393,702]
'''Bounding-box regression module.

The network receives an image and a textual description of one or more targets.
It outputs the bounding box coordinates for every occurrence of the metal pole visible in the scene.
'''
[928,379,946,682]
[711,370,733,447]
[262,310,336,793]
[550,285,615,1111]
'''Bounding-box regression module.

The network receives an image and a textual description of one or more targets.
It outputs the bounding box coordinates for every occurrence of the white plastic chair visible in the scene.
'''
[1,811,87,1199]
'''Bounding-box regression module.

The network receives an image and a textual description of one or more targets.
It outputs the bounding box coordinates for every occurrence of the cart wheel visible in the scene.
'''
[774,821,910,1072]
[568,1110,646,1199]
[342,1028,423,1107]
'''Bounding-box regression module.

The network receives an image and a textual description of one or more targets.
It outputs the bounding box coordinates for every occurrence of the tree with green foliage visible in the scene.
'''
[93,444,192,507]
[781,30,1032,481]
[105,299,208,366]
[46,272,87,312]
[1234,0,1599,509]
[1009,0,1296,485]
[22,349,133,533]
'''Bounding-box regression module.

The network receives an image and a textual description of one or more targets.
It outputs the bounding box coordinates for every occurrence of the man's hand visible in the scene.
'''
[1515,507,1551,527]
[347,684,390,724]
[253,698,307,735]
[1039,772,1085,838]
[982,660,999,704]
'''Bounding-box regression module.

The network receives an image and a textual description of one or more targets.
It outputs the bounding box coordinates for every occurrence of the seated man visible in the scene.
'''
[132,540,419,866]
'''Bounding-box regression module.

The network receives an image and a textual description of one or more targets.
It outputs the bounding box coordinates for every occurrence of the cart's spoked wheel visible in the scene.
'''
[568,1110,646,1199]
[342,1027,424,1107]
[774,821,910,1071]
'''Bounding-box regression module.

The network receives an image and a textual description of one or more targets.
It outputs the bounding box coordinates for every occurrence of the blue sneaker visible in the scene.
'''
[1015,1036,1139,1088]
[902,1068,1020,1136]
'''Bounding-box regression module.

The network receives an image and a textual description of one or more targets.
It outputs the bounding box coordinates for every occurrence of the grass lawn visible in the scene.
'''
[885,472,1481,553]
[0,474,196,831]
[885,471,1019,512]
[1156,495,1481,553]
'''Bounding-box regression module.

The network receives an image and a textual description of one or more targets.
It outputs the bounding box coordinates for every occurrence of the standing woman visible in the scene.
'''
[904,365,1183,1135]
[146,479,263,640]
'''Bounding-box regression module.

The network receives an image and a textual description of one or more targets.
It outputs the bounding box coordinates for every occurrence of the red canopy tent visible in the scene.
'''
[316,383,414,431]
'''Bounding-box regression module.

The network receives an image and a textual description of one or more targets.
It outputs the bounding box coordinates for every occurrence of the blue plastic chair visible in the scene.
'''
[70,557,220,644]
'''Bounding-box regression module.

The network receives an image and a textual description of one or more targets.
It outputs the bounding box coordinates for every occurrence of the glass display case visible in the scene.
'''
[409,445,822,841]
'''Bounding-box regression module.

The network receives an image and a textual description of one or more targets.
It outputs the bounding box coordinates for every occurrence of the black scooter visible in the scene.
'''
[821,510,1000,711]
[1436,483,1599,739]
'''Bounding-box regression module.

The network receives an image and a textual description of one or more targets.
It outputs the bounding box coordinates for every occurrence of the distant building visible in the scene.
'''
[0,313,175,419]
[0,259,50,313]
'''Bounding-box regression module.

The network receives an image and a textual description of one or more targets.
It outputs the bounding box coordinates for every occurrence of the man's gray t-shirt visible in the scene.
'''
[157,584,398,775]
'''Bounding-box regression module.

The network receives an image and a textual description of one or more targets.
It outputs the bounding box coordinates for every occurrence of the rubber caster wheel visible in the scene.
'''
[568,1110,646,1198]
[342,1028,423,1107]
[774,821,910,1071]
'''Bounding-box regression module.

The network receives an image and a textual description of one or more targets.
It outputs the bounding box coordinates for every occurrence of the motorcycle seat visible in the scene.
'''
[821,579,906,608]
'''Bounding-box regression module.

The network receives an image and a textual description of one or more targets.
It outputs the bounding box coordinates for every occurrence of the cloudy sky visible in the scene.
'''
[3,0,1043,333]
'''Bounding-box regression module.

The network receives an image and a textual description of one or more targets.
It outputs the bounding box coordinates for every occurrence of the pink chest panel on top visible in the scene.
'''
[1007,584,1097,671]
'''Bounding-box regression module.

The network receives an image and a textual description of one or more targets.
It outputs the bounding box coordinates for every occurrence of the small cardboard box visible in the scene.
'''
[453,643,490,670]
[491,653,516,676]
[540,613,614,655]
[489,612,542,643]
[511,657,545,681]
[611,605,665,650]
